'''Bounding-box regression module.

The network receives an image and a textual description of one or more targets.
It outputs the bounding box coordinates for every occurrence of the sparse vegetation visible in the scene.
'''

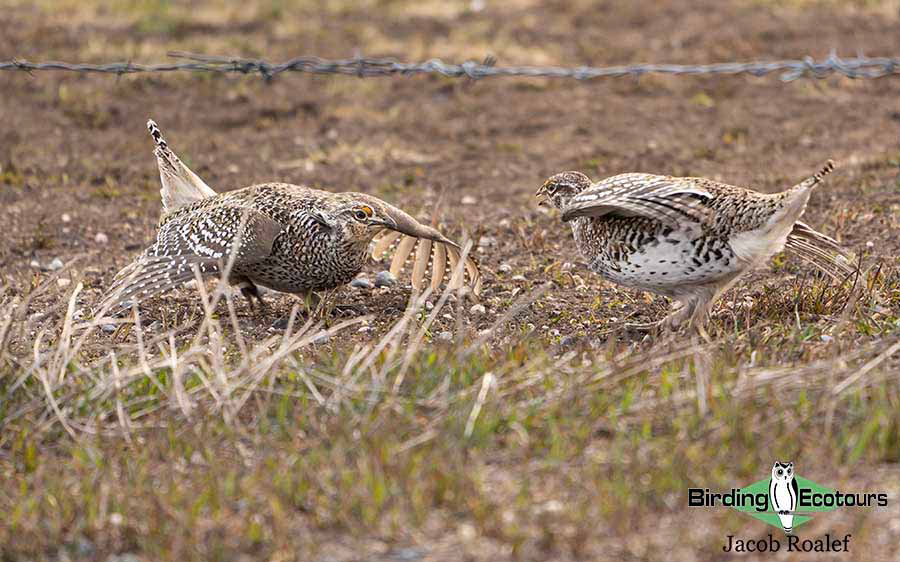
[2,0,900,560]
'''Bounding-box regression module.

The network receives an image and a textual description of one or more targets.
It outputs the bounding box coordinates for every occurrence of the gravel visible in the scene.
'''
[374,270,396,287]
[351,276,373,289]
[470,303,486,315]
[47,257,64,271]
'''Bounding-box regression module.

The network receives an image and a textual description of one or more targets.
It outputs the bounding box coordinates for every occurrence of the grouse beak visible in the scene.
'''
[535,185,550,207]
[375,216,398,230]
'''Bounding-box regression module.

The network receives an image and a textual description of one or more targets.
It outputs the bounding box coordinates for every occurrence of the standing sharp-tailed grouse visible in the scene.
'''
[99,120,481,314]
[536,162,852,328]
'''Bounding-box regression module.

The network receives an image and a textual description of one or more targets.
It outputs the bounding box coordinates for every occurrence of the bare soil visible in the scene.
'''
[2,0,899,351]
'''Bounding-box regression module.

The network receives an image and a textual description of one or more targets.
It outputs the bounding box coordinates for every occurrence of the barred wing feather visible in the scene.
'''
[561,173,713,227]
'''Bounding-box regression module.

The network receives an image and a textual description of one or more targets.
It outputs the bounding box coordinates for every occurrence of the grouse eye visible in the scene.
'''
[354,210,368,221]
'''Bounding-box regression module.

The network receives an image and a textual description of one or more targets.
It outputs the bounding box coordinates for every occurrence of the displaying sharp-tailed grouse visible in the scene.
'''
[100,120,481,315]
[537,162,852,329]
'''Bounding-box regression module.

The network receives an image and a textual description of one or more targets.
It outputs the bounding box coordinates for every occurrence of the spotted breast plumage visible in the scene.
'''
[99,120,481,315]
[537,162,852,329]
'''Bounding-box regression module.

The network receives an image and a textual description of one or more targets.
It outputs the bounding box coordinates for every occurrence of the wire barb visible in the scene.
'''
[1,52,899,81]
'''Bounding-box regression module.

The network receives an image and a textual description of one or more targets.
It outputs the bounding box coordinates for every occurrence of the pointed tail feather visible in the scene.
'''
[785,221,855,281]
[371,227,482,297]
[790,160,835,192]
[147,119,217,213]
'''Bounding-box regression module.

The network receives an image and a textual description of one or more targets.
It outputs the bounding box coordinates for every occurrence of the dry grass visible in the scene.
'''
[1,259,898,560]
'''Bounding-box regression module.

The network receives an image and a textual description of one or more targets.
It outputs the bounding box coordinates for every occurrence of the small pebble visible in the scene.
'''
[478,236,497,247]
[350,277,372,289]
[511,274,526,282]
[313,333,330,344]
[458,522,477,541]
[461,195,477,205]
[47,258,64,271]
[820,334,833,343]
[61,213,71,223]
[357,326,372,333]
[374,270,396,287]
[57,278,71,288]
[107,554,140,562]
[442,313,453,320]
[561,335,577,347]
[101,324,116,334]
[30,259,40,269]
[498,264,512,273]
[549,329,560,337]
[425,301,434,310]
[437,331,453,342]
[470,303,486,315]
[387,547,425,561]
[73,536,95,558]
[94,232,109,244]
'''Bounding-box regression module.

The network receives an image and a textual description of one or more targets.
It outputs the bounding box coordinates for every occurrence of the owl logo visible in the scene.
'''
[769,461,799,534]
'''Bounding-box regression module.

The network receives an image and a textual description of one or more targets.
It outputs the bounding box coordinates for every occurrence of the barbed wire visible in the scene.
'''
[1,51,898,82]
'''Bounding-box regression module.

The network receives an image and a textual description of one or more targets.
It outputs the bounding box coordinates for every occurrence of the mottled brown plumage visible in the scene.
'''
[537,161,852,328]
[99,121,481,315]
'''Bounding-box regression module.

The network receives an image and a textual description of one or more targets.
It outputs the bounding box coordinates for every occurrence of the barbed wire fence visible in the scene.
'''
[1,51,899,82]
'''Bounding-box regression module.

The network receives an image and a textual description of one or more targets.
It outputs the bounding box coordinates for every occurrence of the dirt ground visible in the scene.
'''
[2,0,899,348]
[1,0,900,560]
